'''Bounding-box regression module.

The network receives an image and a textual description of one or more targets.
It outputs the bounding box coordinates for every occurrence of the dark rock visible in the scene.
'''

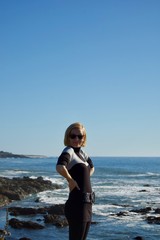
[19,238,32,240]
[55,219,68,227]
[8,205,98,229]
[35,197,40,202]
[44,214,68,227]
[44,214,58,223]
[9,207,48,216]
[0,194,11,207]
[134,236,144,240]
[130,207,152,214]
[116,211,129,217]
[9,218,44,229]
[8,205,64,216]
[0,176,62,207]
[47,204,65,215]
[146,216,160,224]
[155,208,160,214]
[0,229,11,236]
[91,221,98,224]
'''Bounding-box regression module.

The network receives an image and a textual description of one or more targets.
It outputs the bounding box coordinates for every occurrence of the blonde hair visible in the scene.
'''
[64,122,87,147]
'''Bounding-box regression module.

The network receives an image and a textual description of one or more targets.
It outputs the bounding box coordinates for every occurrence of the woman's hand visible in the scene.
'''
[56,165,80,191]
[68,178,80,191]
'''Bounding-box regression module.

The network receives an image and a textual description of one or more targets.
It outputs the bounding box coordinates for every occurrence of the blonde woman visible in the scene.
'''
[56,122,95,240]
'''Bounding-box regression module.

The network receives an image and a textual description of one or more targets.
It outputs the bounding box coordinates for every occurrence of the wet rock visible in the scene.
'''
[8,205,67,228]
[0,176,62,207]
[143,184,150,187]
[134,236,144,240]
[130,207,152,214]
[0,194,11,206]
[116,211,129,217]
[9,207,48,216]
[44,214,68,227]
[9,218,44,229]
[8,205,64,216]
[154,208,160,214]
[19,238,32,240]
[47,204,65,215]
[8,205,97,229]
[146,216,160,224]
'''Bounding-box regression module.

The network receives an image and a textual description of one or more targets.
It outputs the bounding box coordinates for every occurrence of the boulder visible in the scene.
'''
[47,204,65,215]
[8,205,64,216]
[44,214,68,227]
[134,237,144,240]
[9,218,44,229]
[9,207,48,216]
[0,194,11,206]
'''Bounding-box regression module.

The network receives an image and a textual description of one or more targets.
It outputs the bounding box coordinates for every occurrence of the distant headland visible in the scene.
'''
[0,151,48,159]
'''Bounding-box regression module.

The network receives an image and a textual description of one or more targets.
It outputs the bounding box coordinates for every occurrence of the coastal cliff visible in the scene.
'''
[0,151,47,159]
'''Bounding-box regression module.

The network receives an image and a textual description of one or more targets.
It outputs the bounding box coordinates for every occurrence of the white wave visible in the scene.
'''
[93,203,123,215]
[37,188,69,205]
[43,176,65,186]
[28,175,66,186]
[146,172,160,176]
[0,169,30,178]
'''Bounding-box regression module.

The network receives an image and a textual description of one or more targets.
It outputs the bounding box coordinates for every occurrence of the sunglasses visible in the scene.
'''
[69,134,84,140]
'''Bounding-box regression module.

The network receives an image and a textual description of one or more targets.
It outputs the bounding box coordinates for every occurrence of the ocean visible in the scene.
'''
[0,157,160,240]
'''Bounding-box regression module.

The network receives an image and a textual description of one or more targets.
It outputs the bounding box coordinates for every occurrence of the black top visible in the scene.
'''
[57,147,94,222]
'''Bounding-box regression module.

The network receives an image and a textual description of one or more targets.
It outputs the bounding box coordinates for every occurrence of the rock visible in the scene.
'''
[19,238,32,240]
[8,205,64,216]
[47,204,65,215]
[9,207,48,216]
[0,176,62,207]
[0,229,11,236]
[44,214,68,227]
[8,205,98,229]
[130,207,152,214]
[116,211,129,217]
[9,218,44,229]
[155,208,160,214]
[134,236,144,240]
[146,216,160,224]
[0,194,11,207]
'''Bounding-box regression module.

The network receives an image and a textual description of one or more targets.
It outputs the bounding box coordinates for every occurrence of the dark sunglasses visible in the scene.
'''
[69,134,84,140]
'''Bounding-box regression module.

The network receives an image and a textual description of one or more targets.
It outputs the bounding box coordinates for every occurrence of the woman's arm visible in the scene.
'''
[56,165,80,191]
[90,166,95,176]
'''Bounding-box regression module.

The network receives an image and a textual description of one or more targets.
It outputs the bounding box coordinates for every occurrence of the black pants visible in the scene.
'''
[68,221,91,240]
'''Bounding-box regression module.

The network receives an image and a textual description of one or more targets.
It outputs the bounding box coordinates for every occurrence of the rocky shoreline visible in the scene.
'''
[0,176,60,207]
[0,151,47,159]
[0,176,65,239]
[0,176,160,240]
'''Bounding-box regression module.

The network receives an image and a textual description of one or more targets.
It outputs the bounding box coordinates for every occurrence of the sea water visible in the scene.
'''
[0,157,160,240]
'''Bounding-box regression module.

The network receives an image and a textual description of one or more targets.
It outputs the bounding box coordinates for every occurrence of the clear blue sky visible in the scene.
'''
[1,0,160,157]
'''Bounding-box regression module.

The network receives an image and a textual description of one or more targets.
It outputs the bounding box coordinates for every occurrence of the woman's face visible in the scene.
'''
[69,127,84,148]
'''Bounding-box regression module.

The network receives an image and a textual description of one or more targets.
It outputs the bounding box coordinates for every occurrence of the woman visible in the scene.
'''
[56,122,95,240]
